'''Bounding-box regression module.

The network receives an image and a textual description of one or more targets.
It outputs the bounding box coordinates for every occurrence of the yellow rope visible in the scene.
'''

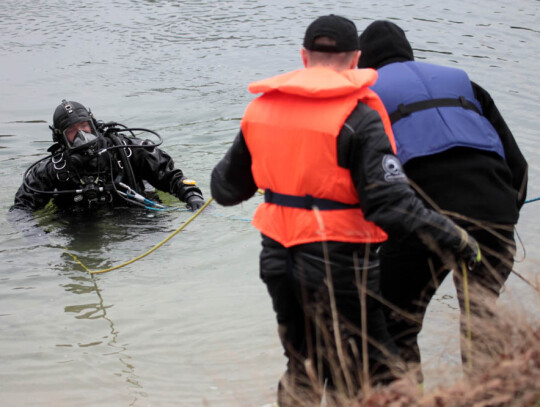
[461,260,473,370]
[63,197,214,275]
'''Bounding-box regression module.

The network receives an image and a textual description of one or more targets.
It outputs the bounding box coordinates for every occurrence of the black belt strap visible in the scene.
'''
[389,96,481,124]
[264,189,359,210]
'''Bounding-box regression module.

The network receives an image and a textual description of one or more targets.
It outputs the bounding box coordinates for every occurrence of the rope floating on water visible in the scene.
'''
[64,197,214,275]
[64,190,264,274]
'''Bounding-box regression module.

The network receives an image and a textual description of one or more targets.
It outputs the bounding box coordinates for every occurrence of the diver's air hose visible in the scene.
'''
[109,133,139,194]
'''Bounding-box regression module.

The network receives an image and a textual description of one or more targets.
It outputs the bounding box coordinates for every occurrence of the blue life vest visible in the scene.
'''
[371,61,505,164]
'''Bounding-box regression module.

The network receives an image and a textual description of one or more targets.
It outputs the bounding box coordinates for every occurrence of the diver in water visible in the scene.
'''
[11,99,205,214]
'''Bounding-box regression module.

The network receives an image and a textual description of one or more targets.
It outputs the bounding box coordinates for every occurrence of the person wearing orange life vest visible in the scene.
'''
[211,15,480,406]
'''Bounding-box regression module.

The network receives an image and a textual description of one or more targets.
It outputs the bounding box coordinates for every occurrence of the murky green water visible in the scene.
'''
[1,1,539,406]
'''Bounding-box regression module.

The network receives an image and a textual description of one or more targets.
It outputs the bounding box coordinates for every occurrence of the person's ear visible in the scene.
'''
[350,50,361,69]
[301,48,309,68]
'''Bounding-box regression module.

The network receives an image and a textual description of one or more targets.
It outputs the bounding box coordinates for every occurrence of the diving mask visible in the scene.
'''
[71,130,98,149]
[63,120,100,151]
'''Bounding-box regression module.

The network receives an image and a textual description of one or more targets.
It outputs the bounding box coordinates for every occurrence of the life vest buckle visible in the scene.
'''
[264,189,273,203]
[397,103,411,117]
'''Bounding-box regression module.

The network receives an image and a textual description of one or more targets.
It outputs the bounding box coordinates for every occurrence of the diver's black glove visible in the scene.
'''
[456,227,482,271]
[186,194,205,211]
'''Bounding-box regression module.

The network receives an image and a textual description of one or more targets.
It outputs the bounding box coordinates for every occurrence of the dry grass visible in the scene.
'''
[358,314,540,407]
[287,279,540,407]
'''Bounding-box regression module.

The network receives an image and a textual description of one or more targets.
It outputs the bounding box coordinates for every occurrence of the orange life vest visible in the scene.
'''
[242,67,396,248]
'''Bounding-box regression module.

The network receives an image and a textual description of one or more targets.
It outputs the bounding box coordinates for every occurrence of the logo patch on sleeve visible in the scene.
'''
[382,155,407,183]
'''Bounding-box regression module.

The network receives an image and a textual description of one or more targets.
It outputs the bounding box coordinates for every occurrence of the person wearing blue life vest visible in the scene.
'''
[357,20,528,379]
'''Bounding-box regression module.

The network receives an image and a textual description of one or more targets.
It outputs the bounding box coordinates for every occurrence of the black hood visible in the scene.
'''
[53,100,91,133]
[357,20,414,69]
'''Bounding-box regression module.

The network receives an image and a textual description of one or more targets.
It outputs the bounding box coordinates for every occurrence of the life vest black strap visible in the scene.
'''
[264,189,360,210]
[389,96,481,124]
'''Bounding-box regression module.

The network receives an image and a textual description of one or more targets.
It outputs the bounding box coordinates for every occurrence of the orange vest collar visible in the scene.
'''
[248,67,379,99]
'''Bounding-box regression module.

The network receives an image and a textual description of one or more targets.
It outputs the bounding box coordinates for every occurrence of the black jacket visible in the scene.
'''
[12,133,203,212]
[211,101,470,252]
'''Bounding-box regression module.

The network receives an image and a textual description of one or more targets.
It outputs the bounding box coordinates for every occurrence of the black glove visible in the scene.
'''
[456,227,482,271]
[186,194,205,211]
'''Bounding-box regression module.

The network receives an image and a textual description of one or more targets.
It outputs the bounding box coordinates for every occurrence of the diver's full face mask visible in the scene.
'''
[63,120,100,152]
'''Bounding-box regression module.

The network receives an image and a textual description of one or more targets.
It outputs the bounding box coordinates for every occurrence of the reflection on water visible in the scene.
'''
[0,0,539,406]
[62,272,144,404]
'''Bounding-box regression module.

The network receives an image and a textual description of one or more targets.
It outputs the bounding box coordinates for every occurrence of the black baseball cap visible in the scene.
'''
[303,15,359,53]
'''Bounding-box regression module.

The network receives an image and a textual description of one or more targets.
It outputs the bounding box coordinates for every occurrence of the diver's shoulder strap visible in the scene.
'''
[107,133,140,193]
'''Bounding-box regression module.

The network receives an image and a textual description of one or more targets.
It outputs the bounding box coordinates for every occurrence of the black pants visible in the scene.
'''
[260,235,399,406]
[379,224,516,379]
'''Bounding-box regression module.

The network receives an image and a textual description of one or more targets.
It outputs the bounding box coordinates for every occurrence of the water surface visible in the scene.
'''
[1,1,539,406]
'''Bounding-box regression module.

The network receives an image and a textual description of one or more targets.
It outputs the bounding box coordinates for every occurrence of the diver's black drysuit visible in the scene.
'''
[12,132,203,212]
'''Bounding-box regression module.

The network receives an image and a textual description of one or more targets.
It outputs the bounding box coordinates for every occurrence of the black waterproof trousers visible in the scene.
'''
[379,223,516,380]
[259,235,399,406]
